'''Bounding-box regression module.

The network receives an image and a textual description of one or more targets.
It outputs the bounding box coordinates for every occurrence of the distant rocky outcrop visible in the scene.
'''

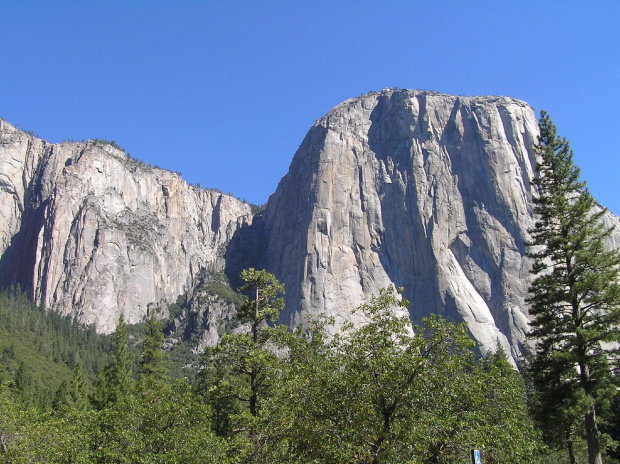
[0,119,252,333]
[2,89,619,360]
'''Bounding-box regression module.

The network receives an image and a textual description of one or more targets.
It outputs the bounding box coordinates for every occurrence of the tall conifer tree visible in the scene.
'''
[92,314,133,409]
[138,313,166,381]
[68,363,89,411]
[236,268,284,417]
[527,111,620,464]
[197,267,285,445]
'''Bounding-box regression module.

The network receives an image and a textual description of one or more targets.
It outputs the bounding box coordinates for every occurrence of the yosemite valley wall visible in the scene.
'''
[0,119,252,333]
[2,89,619,359]
[260,90,540,360]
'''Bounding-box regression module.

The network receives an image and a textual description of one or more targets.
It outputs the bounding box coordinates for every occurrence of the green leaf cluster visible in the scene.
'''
[0,273,551,463]
[255,287,541,463]
[196,282,542,463]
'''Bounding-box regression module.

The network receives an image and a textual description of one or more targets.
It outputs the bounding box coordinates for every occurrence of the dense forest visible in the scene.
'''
[0,282,528,463]
[0,278,618,464]
[0,287,111,409]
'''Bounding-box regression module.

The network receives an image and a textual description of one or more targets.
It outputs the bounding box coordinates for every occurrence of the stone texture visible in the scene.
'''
[3,89,620,360]
[260,89,619,361]
[0,119,252,333]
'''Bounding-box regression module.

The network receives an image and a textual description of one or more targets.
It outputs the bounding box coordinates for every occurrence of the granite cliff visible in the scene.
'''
[2,89,619,358]
[258,89,620,360]
[0,119,252,333]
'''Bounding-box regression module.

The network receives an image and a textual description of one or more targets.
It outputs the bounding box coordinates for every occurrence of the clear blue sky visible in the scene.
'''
[2,2,619,213]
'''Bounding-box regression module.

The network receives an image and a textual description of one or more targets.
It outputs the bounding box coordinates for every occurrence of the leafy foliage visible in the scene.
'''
[262,287,541,463]
[91,377,228,464]
[0,274,556,463]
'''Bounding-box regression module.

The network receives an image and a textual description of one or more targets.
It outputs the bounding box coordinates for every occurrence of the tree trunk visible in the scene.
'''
[566,429,576,464]
[578,360,603,464]
[0,434,8,455]
[249,285,259,416]
[254,286,259,345]
[584,405,603,464]
[249,368,257,416]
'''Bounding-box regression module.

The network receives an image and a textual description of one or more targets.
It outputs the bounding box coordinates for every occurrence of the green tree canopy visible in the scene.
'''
[92,314,133,409]
[196,266,286,453]
[237,268,285,341]
[263,287,540,463]
[138,314,167,381]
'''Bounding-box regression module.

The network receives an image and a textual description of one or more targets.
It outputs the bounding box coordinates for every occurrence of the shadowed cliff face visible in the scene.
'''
[260,90,543,360]
[0,119,253,333]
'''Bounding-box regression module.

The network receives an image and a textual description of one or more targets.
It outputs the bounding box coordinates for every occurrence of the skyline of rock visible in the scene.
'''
[2,89,619,361]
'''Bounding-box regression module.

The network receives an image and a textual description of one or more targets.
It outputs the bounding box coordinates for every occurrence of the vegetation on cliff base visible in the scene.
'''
[1,279,547,463]
[0,287,111,408]
[2,276,619,462]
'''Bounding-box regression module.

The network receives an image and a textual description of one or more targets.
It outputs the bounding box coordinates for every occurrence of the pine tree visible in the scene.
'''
[68,363,89,411]
[92,314,133,409]
[52,380,69,412]
[237,268,285,347]
[197,267,285,443]
[527,111,620,464]
[236,268,284,417]
[11,362,31,406]
[138,313,166,381]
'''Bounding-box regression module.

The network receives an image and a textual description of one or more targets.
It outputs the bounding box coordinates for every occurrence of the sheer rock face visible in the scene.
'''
[0,119,252,333]
[261,90,543,359]
[3,89,620,358]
